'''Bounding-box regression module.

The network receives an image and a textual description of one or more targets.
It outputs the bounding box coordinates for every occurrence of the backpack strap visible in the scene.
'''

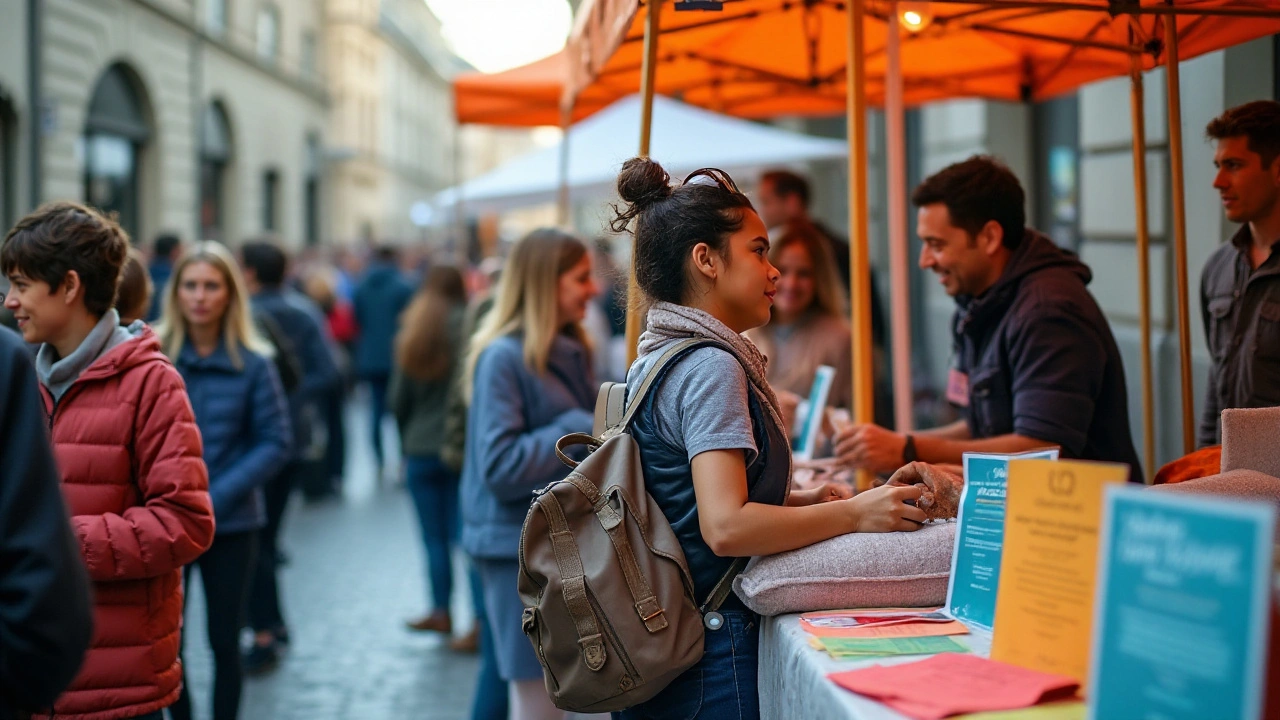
[616,338,721,432]
[560,473,671,633]
[538,492,607,672]
[701,557,750,615]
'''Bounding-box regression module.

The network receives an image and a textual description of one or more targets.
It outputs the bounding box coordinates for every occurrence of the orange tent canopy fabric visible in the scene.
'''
[453,49,613,126]
[564,0,1280,118]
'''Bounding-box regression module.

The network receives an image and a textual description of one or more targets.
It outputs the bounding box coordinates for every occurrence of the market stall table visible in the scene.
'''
[759,614,994,720]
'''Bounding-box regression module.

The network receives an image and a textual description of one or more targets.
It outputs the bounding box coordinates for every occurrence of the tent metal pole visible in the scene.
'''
[1129,54,1155,481]
[886,3,914,432]
[848,0,875,491]
[557,103,572,227]
[1163,12,1196,455]
[627,0,665,366]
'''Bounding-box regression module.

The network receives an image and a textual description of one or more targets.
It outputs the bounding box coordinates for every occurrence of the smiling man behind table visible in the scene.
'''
[1199,101,1280,448]
[834,156,1142,479]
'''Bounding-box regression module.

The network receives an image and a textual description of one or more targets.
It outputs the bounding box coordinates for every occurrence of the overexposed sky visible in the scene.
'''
[425,0,573,73]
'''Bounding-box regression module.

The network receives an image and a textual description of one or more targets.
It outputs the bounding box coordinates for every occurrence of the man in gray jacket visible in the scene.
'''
[1200,101,1280,447]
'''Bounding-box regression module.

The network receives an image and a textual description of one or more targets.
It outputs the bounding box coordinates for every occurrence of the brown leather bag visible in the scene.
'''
[517,338,747,713]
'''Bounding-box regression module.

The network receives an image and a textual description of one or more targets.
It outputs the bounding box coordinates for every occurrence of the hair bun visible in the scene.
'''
[616,157,672,209]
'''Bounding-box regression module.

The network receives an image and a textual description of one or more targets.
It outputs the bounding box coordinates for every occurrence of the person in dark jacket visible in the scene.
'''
[239,239,341,671]
[835,156,1142,479]
[354,246,415,476]
[389,266,471,640]
[0,327,93,720]
[157,242,292,720]
[147,232,181,321]
[460,229,601,719]
[1199,101,1280,447]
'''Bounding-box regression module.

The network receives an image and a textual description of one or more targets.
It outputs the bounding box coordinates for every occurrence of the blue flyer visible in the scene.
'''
[1088,487,1275,720]
[945,449,1059,630]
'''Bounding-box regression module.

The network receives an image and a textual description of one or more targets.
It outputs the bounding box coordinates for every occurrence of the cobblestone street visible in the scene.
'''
[182,396,480,720]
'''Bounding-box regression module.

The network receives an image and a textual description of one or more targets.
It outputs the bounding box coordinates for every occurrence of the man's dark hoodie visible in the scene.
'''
[951,231,1142,479]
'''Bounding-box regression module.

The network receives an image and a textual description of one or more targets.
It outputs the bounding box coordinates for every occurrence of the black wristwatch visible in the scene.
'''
[902,434,918,463]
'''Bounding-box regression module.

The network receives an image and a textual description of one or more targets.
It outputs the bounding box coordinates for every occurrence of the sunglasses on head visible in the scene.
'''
[682,167,741,194]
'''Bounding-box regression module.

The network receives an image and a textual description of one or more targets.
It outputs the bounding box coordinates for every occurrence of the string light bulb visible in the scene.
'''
[899,2,933,32]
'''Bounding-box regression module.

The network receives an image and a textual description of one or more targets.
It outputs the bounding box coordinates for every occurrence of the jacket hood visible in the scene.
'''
[80,324,169,383]
[958,230,1090,333]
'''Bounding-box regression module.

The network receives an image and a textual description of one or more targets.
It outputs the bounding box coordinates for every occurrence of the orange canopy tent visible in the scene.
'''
[453,49,612,127]
[564,0,1280,480]
[564,0,1280,115]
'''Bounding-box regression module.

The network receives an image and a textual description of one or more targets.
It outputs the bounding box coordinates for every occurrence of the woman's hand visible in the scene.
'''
[845,484,926,532]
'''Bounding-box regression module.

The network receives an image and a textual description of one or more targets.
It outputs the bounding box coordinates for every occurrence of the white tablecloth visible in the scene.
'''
[758,614,993,720]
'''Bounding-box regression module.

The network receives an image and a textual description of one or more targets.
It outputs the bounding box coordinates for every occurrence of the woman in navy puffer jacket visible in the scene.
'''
[156,242,292,720]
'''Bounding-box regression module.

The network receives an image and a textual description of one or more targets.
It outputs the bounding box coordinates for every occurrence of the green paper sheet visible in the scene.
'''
[819,635,970,659]
[956,701,1086,720]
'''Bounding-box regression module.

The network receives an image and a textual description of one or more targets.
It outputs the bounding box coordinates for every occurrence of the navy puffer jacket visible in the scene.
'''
[174,339,292,533]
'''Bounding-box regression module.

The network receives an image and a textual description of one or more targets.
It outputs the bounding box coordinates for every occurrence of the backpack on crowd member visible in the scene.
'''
[517,338,748,713]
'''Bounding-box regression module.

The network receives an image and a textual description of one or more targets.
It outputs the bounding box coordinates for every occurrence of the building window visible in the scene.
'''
[200,102,233,242]
[1032,93,1081,250]
[302,30,318,79]
[0,92,13,230]
[257,5,280,63]
[262,169,279,231]
[83,64,151,239]
[206,0,228,36]
[304,136,321,246]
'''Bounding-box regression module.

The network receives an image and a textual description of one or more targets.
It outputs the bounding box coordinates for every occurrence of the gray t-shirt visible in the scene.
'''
[626,343,757,464]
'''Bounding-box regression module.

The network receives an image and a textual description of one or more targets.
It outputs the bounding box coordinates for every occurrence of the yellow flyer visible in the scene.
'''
[989,459,1128,689]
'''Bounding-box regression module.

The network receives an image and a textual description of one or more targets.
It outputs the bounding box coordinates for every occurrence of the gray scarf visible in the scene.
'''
[638,302,790,456]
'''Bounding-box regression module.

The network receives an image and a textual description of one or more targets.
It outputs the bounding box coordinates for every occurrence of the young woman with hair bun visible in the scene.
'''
[610,158,925,720]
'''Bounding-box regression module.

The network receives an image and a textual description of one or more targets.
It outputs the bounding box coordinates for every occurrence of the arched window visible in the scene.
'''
[200,102,233,242]
[257,4,280,63]
[304,135,321,246]
[83,64,151,239]
[0,88,15,229]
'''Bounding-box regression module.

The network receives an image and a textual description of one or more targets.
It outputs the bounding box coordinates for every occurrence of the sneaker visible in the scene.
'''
[243,640,280,676]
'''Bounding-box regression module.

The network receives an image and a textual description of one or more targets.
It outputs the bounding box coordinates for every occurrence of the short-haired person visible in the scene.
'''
[157,242,291,720]
[2,202,215,720]
[460,229,601,720]
[117,246,154,324]
[148,232,182,321]
[834,156,1142,478]
[610,159,923,720]
[1199,101,1280,447]
[238,239,341,671]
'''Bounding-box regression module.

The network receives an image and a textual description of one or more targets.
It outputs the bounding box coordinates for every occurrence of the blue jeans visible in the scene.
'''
[470,564,509,720]
[614,611,760,720]
[366,373,391,468]
[404,455,459,612]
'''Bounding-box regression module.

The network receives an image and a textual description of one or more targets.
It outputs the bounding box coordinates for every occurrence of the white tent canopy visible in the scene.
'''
[434,95,847,215]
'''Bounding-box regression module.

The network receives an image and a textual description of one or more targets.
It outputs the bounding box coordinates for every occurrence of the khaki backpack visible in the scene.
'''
[517,338,748,713]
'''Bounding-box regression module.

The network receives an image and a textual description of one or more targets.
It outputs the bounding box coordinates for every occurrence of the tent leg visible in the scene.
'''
[1130,56,1155,482]
[626,0,665,367]
[557,103,572,228]
[885,3,914,433]
[1163,13,1196,455]
[847,0,874,491]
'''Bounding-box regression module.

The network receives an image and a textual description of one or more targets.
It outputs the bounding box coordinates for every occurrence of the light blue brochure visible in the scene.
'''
[1088,487,1275,720]
[793,365,835,461]
[945,448,1060,630]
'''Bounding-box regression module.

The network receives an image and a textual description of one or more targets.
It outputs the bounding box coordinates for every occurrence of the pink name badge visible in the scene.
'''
[946,369,969,407]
